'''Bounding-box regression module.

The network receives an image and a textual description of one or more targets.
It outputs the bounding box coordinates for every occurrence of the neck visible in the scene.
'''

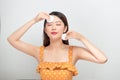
[49,39,65,50]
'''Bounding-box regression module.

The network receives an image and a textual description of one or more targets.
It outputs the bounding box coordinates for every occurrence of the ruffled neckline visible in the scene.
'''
[36,62,78,76]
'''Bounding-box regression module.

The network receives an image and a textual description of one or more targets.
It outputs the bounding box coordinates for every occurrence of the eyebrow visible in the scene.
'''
[55,21,62,23]
[46,21,62,24]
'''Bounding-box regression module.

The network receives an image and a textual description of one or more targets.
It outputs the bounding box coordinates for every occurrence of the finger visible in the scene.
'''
[65,32,72,40]
[66,30,72,36]
[43,12,50,19]
[65,36,72,40]
[64,34,68,40]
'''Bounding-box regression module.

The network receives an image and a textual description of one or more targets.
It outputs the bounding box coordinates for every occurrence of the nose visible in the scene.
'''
[52,25,56,30]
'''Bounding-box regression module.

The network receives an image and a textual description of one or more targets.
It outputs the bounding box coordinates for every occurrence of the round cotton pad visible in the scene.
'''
[62,34,67,40]
[47,16,54,22]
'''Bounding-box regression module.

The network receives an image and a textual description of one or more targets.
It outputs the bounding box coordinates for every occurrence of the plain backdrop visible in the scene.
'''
[1,0,120,80]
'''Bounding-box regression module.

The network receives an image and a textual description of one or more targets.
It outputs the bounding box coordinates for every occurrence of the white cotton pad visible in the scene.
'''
[47,16,54,22]
[62,34,67,40]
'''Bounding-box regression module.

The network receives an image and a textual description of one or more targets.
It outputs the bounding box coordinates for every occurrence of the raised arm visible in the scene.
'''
[66,31,108,64]
[7,12,50,57]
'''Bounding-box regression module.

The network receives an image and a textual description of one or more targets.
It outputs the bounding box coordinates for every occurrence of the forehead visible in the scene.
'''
[50,15,63,23]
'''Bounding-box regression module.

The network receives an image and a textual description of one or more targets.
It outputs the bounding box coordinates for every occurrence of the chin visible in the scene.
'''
[50,37,61,41]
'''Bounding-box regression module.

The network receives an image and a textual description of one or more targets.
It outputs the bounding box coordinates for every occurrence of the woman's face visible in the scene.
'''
[45,15,67,40]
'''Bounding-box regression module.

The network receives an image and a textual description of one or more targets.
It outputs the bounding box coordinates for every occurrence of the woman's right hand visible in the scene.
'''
[34,12,50,23]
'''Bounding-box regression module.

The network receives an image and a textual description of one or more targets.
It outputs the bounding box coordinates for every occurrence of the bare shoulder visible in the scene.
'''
[72,45,88,54]
[72,45,83,53]
[69,45,83,63]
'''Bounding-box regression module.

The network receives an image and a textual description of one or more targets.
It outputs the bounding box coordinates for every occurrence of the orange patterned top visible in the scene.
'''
[36,46,78,80]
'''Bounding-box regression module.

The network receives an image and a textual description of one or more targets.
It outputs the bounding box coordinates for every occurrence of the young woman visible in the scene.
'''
[7,11,107,80]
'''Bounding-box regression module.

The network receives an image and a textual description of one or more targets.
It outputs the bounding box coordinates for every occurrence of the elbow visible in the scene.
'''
[7,37,11,43]
[7,37,12,43]
[7,37,16,44]
[97,58,108,64]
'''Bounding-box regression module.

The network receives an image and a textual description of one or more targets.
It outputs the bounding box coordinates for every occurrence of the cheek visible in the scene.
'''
[44,27,52,36]
[59,27,66,33]
[45,27,50,33]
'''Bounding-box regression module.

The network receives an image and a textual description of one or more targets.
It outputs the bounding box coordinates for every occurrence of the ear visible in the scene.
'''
[44,28,47,34]
[63,26,68,33]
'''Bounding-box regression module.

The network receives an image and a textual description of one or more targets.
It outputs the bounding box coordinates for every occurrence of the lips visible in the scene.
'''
[51,32,58,35]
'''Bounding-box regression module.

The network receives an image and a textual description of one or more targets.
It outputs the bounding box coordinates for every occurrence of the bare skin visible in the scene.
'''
[7,12,107,65]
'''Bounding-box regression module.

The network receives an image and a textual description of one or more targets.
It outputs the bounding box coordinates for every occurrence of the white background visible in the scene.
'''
[1,0,120,80]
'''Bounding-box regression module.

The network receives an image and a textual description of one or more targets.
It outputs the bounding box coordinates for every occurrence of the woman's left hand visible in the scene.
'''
[65,30,85,41]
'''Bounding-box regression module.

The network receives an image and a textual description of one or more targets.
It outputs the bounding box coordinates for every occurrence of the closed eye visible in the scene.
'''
[56,24,61,26]
[46,23,52,26]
